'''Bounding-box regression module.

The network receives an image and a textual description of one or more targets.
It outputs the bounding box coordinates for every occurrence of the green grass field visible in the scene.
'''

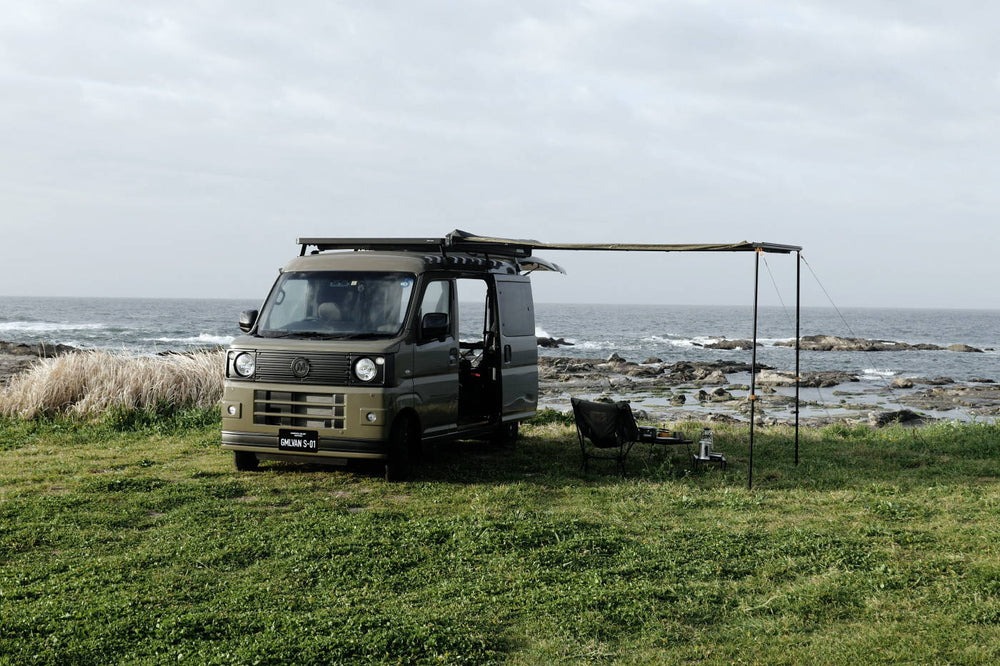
[2,411,999,664]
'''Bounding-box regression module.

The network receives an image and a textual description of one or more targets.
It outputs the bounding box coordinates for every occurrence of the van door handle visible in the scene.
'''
[503,344,512,364]
[449,348,459,365]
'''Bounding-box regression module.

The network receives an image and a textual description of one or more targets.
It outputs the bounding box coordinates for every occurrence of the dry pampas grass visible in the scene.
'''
[0,349,226,419]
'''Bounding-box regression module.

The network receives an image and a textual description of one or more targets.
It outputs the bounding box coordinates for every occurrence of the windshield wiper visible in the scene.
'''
[339,332,389,340]
[290,332,336,339]
[259,331,330,339]
[259,331,387,340]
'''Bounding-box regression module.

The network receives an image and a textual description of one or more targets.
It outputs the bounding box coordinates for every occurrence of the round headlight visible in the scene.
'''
[233,352,256,378]
[354,357,379,382]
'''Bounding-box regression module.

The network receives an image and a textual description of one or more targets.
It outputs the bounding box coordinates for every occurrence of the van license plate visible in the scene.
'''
[278,429,318,453]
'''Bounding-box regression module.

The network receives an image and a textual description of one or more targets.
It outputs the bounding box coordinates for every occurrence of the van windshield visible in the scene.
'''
[256,271,415,339]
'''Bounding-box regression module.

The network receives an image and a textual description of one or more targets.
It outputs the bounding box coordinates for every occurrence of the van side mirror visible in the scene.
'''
[420,312,449,340]
[239,309,259,333]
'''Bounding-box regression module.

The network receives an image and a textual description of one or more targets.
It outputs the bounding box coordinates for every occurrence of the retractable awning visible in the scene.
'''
[444,230,802,255]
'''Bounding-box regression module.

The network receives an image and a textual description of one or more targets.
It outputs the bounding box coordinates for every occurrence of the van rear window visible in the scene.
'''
[497,281,534,337]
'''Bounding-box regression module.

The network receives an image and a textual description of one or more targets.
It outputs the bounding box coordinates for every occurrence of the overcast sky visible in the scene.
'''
[2,1,996,308]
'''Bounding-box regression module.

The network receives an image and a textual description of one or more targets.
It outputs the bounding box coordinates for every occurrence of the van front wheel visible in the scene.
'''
[385,415,418,481]
[234,451,259,471]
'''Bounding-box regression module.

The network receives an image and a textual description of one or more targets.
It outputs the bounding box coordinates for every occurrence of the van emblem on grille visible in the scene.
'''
[290,357,311,378]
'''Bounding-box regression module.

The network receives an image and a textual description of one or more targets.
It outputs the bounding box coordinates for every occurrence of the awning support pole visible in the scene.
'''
[795,251,801,465]
[749,250,761,490]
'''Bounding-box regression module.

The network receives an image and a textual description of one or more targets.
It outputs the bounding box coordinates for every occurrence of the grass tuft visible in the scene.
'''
[0,349,224,418]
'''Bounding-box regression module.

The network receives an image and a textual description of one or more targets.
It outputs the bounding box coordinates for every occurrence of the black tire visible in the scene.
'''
[385,415,418,481]
[234,451,259,471]
[492,421,519,447]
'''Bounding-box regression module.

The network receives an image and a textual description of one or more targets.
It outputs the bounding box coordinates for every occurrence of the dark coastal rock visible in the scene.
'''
[605,353,629,365]
[868,409,926,426]
[0,341,78,386]
[695,370,728,385]
[0,341,77,357]
[911,377,956,386]
[898,383,1000,414]
[696,387,734,403]
[946,344,983,353]
[800,371,860,388]
[776,335,928,352]
[626,365,662,378]
[756,369,857,387]
[775,335,984,353]
[537,336,575,348]
[697,338,759,350]
[756,370,796,386]
[538,357,596,379]
[702,412,743,424]
[662,360,763,382]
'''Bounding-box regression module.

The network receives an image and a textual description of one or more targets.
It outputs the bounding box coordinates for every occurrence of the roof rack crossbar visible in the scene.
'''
[296,232,536,258]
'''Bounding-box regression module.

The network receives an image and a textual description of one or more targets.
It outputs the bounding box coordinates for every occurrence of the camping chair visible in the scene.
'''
[571,397,640,475]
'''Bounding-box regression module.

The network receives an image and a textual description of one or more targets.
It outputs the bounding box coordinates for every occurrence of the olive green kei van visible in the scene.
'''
[221,232,562,479]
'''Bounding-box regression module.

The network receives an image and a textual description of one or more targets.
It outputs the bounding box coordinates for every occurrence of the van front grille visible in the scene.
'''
[254,351,352,385]
[253,390,346,429]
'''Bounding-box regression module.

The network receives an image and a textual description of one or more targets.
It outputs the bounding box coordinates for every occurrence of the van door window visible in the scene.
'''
[418,280,452,327]
[417,280,453,338]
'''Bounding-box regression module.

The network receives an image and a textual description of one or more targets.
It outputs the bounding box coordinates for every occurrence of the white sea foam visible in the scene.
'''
[150,333,233,346]
[862,368,898,380]
[0,321,106,333]
[642,334,697,349]
[573,340,617,351]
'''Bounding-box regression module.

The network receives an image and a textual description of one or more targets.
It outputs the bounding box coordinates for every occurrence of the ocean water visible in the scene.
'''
[534,303,1000,384]
[0,297,260,354]
[1,297,998,384]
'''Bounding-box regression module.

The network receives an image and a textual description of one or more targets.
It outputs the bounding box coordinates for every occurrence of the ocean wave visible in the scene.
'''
[0,321,107,333]
[149,333,234,346]
[573,340,644,352]
[862,368,898,380]
[759,337,795,345]
[642,334,697,349]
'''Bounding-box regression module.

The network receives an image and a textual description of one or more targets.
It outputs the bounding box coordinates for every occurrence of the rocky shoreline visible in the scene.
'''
[538,351,1000,426]
[3,337,998,426]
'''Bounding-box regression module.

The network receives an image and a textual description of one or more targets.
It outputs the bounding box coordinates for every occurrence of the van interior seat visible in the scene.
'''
[318,302,342,322]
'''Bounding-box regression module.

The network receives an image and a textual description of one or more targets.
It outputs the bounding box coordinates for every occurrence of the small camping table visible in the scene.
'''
[637,426,694,463]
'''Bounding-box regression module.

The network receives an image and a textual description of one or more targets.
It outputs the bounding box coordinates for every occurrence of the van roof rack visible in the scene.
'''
[296,230,534,258]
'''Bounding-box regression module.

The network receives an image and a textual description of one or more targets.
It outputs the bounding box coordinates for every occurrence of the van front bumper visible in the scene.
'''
[221,431,389,461]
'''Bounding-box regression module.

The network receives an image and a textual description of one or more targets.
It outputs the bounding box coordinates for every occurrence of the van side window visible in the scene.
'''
[419,280,452,322]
